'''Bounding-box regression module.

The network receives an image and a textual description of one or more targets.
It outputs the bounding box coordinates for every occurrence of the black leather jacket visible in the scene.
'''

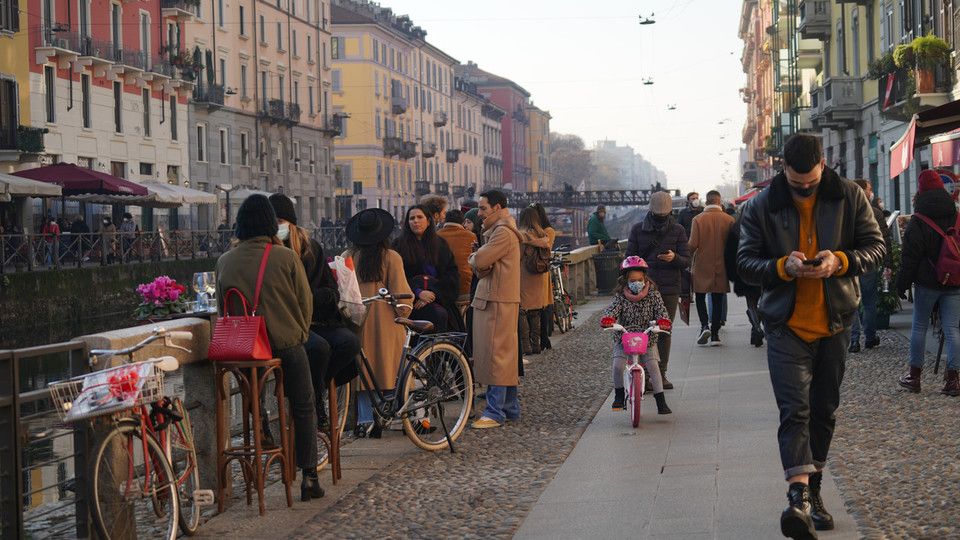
[737,168,886,333]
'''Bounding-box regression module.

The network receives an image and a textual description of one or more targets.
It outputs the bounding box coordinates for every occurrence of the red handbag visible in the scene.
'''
[208,244,274,361]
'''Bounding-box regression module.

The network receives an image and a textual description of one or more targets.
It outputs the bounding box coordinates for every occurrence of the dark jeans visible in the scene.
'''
[411,302,448,333]
[519,308,542,354]
[540,304,553,349]
[658,294,679,376]
[766,326,847,479]
[850,270,879,343]
[306,328,360,421]
[275,345,319,470]
[695,292,725,335]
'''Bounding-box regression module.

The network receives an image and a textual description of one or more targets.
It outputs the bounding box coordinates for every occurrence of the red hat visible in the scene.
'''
[918,169,945,192]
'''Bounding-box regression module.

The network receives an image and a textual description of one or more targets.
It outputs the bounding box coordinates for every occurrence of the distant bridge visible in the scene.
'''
[506,189,683,208]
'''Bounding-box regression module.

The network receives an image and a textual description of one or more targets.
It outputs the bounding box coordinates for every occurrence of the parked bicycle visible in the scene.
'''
[600,319,671,427]
[550,246,577,333]
[48,328,213,540]
[354,288,474,451]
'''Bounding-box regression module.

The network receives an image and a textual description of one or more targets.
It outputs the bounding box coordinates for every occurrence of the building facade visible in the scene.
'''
[183,0,338,228]
[739,0,778,184]
[481,99,504,191]
[453,75,483,201]
[527,103,550,192]
[0,0,35,172]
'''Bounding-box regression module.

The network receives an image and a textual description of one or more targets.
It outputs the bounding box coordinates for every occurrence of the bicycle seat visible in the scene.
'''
[394,318,435,333]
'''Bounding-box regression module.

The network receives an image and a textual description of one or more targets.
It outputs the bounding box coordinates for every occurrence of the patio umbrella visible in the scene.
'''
[0,172,62,201]
[12,163,148,196]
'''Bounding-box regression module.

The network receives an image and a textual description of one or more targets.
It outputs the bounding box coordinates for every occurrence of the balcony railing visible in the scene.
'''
[115,47,147,70]
[17,126,47,154]
[391,96,408,115]
[321,114,344,137]
[161,0,199,17]
[798,0,830,40]
[433,110,448,127]
[446,149,461,163]
[422,142,437,158]
[435,182,450,195]
[383,136,402,156]
[194,84,225,107]
[400,141,417,159]
[878,67,953,121]
[149,55,174,78]
[414,180,431,197]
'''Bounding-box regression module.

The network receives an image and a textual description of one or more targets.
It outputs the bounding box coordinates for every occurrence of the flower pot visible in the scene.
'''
[876,312,891,330]
[915,68,935,93]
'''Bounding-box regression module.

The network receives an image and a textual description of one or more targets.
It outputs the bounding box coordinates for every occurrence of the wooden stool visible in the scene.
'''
[323,379,342,484]
[215,359,293,515]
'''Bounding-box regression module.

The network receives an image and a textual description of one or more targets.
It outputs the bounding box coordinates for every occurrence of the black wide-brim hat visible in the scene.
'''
[346,208,395,246]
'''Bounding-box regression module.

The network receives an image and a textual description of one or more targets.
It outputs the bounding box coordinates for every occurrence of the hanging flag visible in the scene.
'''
[890,118,916,179]
[882,73,896,111]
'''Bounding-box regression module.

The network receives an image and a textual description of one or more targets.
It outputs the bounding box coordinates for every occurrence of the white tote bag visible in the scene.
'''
[329,255,367,326]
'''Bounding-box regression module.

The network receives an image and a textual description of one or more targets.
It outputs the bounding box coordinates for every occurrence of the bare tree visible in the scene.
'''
[549,132,594,191]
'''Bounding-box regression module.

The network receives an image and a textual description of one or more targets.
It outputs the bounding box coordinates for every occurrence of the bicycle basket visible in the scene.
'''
[49,362,165,423]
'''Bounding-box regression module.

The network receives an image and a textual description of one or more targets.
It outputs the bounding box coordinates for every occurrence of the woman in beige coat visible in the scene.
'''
[344,209,413,436]
[518,206,552,354]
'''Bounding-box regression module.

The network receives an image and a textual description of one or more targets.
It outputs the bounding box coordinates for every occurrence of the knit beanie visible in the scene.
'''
[235,194,279,240]
[268,193,298,225]
[918,169,945,193]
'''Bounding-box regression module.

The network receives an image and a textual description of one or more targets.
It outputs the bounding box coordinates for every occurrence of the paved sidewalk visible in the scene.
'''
[515,296,860,539]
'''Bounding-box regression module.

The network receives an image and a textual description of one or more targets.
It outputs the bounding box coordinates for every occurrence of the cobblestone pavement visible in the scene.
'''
[830,328,960,539]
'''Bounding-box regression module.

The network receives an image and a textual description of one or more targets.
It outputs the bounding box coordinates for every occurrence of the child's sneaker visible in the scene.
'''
[611,388,625,410]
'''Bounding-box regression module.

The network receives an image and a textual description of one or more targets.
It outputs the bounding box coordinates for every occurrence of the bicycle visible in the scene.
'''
[600,319,671,428]
[48,328,214,540]
[550,247,577,333]
[354,287,474,451]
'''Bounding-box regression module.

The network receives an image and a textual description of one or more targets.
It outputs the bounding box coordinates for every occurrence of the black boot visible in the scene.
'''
[780,482,818,539]
[653,392,672,415]
[612,388,625,410]
[808,472,834,531]
[300,469,324,501]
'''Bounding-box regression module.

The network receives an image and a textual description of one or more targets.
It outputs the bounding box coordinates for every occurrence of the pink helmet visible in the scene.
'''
[620,255,649,274]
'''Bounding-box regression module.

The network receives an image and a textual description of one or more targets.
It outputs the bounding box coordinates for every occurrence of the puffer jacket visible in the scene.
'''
[737,168,886,333]
[625,213,690,296]
[897,188,959,292]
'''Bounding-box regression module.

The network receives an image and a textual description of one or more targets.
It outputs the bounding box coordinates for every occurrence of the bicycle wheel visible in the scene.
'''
[553,299,568,333]
[401,341,474,451]
[630,370,643,428]
[318,381,350,469]
[169,398,201,536]
[92,421,179,540]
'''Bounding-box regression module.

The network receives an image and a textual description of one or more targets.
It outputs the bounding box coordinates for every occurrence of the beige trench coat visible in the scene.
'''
[520,228,552,310]
[346,248,413,391]
[688,206,735,294]
[469,210,523,386]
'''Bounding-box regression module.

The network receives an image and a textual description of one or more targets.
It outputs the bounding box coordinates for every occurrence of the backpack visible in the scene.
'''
[522,242,550,274]
[913,213,960,287]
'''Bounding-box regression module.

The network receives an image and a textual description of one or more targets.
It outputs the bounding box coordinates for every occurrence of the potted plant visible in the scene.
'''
[903,35,950,93]
[876,242,903,329]
[134,275,190,320]
[867,51,896,80]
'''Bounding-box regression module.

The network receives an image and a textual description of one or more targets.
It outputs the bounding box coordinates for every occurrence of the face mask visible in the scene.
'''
[690,198,701,208]
[277,223,290,241]
[790,185,817,198]
[103,220,109,225]
[627,280,645,294]
[651,213,669,223]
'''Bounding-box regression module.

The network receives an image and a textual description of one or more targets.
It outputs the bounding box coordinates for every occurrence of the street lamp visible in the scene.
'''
[216,184,236,228]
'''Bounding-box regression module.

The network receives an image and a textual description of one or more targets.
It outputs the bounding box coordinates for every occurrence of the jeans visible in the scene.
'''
[519,308,542,354]
[658,294,679,376]
[851,270,879,343]
[274,345,319,470]
[766,327,847,479]
[612,341,663,393]
[696,293,725,336]
[910,285,960,371]
[540,304,554,349]
[312,326,361,386]
[483,385,520,423]
[707,294,728,323]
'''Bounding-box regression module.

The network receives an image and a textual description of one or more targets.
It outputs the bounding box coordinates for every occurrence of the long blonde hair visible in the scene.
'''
[286,223,313,259]
[518,207,545,237]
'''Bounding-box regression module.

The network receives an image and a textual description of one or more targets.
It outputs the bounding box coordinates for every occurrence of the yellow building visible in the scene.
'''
[453,76,483,202]
[0,0,35,171]
[330,0,459,218]
[526,104,550,192]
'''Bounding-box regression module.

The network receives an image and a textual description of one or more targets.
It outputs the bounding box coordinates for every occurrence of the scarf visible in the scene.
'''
[622,282,650,303]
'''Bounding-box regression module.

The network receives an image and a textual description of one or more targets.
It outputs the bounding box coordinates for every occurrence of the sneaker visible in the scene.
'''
[864,336,881,349]
[709,336,722,347]
[696,328,711,346]
[848,341,861,354]
[611,388,625,410]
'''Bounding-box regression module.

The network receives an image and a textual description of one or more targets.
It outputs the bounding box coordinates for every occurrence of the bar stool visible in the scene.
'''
[215,359,293,515]
[320,379,343,484]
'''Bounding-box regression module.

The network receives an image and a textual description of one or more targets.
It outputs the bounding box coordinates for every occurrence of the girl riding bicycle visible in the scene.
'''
[600,256,673,415]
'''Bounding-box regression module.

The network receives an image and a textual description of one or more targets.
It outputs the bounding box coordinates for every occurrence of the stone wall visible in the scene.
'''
[0,259,216,348]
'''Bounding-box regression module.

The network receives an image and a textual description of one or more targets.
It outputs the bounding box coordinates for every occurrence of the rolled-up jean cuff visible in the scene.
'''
[783,463,818,480]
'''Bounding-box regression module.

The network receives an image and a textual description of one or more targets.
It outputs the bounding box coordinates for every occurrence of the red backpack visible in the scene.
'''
[913,213,960,287]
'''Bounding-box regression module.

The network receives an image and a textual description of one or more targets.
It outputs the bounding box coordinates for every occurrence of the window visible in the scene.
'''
[1,0,20,32]
[381,43,386,65]
[113,81,122,133]
[376,161,382,187]
[217,0,223,27]
[374,74,379,96]
[258,137,265,171]
[111,3,121,47]
[239,5,245,36]
[219,58,226,86]
[142,88,150,136]
[331,69,341,91]
[308,85,314,114]
[277,22,282,49]
[259,15,265,43]
[240,131,249,166]
[278,74,284,102]
[375,110,381,138]
[836,20,846,74]
[260,70,268,107]
[322,41,327,68]
[275,143,282,172]
[219,128,228,164]
[384,164,390,189]
[139,162,153,176]
[167,165,179,184]
[292,29,297,56]
[44,66,55,123]
[170,96,177,140]
[373,39,379,62]
[197,124,206,161]
[293,141,300,171]
[81,74,91,128]
[307,35,312,62]
[140,12,150,59]
[241,65,248,98]
[309,145,315,173]
[293,81,299,105]
[852,9,861,77]
[290,0,295,16]
[331,37,341,59]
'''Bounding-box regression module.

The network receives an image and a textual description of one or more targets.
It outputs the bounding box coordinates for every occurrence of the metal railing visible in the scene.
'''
[0,227,349,274]
[195,84,225,106]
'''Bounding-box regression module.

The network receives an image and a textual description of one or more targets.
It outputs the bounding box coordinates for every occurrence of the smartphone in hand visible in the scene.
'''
[801,258,823,266]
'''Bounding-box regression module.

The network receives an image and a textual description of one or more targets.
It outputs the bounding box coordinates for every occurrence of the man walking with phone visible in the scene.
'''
[738,134,884,539]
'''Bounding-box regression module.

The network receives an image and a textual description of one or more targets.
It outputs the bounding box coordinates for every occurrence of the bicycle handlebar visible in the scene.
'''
[361,288,415,307]
[89,327,193,366]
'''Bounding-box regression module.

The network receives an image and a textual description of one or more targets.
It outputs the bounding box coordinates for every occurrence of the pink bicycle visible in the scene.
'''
[601,317,671,427]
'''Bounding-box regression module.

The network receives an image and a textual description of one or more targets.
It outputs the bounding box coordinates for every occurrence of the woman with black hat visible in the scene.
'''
[344,208,414,436]
[215,194,325,501]
[268,194,361,428]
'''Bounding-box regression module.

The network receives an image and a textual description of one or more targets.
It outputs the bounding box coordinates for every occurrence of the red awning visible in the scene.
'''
[734,188,761,205]
[12,163,148,196]
[889,118,916,179]
[930,129,960,167]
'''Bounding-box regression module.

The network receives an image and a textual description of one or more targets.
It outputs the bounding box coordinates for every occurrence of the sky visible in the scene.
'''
[382,0,748,195]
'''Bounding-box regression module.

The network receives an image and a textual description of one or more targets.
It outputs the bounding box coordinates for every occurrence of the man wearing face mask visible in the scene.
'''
[677,192,703,235]
[626,191,690,389]
[738,134,884,539]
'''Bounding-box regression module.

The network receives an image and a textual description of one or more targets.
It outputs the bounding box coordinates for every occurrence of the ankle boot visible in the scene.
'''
[612,388,625,410]
[942,369,960,397]
[300,469,324,501]
[780,482,818,540]
[654,392,672,415]
[899,366,922,393]
[808,472,834,531]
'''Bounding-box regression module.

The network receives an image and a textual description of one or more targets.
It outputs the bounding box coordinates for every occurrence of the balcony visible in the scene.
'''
[414,180,431,197]
[33,26,81,68]
[194,84,225,109]
[433,110,448,127]
[112,48,147,81]
[17,126,47,154]
[798,0,830,40]
[146,56,174,80]
[445,149,461,163]
[797,38,822,69]
[400,141,417,159]
[435,182,450,195]
[0,126,47,161]
[321,113,345,137]
[383,136,402,157]
[161,0,198,19]
[878,68,953,122]
[512,109,529,125]
[421,142,437,158]
[391,96,408,115]
[835,0,869,4]
[742,119,757,144]
[818,76,862,127]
